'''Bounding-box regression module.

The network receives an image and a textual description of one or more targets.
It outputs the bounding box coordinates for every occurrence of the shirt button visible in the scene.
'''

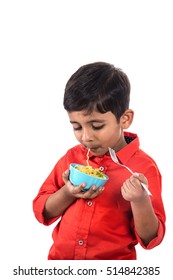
[87,201,92,206]
[78,240,84,246]
[99,166,104,171]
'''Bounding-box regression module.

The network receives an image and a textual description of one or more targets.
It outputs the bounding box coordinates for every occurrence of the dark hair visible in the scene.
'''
[63,62,131,122]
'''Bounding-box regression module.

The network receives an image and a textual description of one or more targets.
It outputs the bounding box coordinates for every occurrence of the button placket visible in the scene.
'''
[74,199,95,258]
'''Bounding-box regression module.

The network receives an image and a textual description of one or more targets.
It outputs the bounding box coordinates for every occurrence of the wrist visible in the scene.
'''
[62,184,77,201]
[130,194,150,206]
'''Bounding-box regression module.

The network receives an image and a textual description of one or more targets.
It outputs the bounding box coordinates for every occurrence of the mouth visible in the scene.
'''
[83,145,99,150]
[86,146,102,155]
[90,147,99,152]
[83,145,108,156]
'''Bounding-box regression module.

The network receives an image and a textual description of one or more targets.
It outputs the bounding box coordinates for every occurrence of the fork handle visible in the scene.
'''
[140,182,152,196]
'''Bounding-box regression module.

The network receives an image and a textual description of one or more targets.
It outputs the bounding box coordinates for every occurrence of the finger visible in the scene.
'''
[68,183,86,196]
[129,176,140,187]
[80,185,97,199]
[131,178,148,195]
[82,185,104,199]
[62,169,70,184]
[123,180,132,191]
[121,185,130,200]
[75,183,86,193]
[122,180,138,196]
[133,173,148,185]
[129,176,149,197]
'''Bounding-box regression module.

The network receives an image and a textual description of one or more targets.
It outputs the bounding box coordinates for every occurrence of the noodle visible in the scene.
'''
[86,148,90,166]
[75,148,106,179]
[75,165,105,178]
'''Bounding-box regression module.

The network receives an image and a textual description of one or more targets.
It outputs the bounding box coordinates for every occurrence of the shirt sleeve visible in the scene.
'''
[132,166,166,249]
[134,220,165,249]
[32,156,67,226]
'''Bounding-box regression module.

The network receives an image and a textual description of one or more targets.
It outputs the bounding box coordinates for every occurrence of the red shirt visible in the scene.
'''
[33,132,166,260]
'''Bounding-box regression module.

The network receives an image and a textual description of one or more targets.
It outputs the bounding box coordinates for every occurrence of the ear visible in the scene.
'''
[120,109,134,129]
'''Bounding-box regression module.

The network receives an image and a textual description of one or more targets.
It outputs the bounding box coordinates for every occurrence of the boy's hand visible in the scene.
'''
[121,173,149,202]
[62,169,104,199]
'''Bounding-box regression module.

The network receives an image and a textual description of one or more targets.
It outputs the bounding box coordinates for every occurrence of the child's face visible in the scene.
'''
[68,109,129,156]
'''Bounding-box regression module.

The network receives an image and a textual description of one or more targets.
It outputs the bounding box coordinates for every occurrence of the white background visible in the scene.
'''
[0,0,172,278]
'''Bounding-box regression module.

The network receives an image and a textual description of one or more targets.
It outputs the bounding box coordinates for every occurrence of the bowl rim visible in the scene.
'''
[70,163,109,181]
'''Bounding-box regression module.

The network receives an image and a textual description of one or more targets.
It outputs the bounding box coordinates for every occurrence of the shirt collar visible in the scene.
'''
[116,132,139,164]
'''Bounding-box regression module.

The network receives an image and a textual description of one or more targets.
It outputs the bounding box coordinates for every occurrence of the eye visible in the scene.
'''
[73,126,82,131]
[92,125,105,130]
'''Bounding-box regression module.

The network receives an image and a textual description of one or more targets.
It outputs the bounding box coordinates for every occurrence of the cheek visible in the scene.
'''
[73,131,81,141]
[102,129,121,143]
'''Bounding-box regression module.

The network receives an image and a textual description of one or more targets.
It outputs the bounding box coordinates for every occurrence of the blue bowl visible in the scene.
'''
[69,163,109,191]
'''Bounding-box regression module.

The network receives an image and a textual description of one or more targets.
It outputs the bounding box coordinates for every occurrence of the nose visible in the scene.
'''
[81,128,93,142]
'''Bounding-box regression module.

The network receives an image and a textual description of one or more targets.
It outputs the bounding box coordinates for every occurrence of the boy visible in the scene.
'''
[33,62,166,260]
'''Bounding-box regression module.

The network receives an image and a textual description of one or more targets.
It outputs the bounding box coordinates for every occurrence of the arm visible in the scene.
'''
[130,196,159,246]
[43,183,77,220]
[43,169,105,220]
[121,173,159,246]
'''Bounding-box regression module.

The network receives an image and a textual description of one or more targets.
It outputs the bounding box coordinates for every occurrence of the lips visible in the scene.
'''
[84,145,99,149]
[90,147,99,151]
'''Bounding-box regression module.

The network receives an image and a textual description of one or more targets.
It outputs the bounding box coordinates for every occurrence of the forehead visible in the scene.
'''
[67,110,116,123]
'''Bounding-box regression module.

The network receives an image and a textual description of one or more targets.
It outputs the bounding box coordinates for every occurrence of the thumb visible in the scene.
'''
[62,169,70,183]
[134,172,148,185]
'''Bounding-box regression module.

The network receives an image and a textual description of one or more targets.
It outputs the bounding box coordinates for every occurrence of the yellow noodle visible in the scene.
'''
[75,165,105,179]
[86,148,90,166]
[75,148,106,178]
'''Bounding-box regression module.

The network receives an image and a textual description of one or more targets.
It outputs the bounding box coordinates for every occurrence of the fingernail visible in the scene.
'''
[134,172,139,176]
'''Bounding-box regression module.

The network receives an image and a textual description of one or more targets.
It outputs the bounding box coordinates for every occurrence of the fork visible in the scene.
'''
[108,147,152,196]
